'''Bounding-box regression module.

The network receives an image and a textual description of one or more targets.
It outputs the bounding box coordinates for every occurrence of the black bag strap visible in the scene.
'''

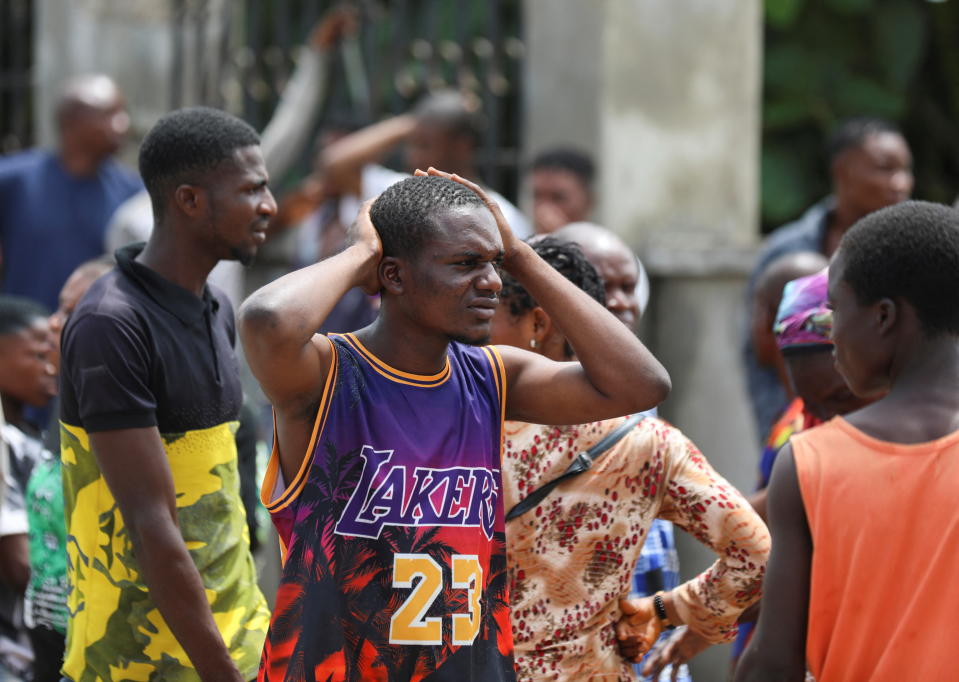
[505,413,645,521]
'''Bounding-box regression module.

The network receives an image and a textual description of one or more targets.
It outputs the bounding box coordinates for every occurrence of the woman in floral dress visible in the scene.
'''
[490,238,770,681]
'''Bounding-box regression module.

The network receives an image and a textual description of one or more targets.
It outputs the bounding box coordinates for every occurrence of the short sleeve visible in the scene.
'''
[61,312,157,432]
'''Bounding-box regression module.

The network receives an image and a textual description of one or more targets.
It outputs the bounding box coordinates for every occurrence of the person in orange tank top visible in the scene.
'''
[736,200,959,682]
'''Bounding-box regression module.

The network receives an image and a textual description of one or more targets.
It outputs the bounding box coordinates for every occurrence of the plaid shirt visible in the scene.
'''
[630,518,692,682]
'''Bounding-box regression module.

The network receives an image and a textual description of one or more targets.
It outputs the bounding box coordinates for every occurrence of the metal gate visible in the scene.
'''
[169,0,525,198]
[2,1,524,199]
[0,0,34,153]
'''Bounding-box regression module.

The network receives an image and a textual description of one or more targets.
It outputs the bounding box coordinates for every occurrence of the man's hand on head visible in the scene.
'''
[415,167,522,265]
[346,198,383,294]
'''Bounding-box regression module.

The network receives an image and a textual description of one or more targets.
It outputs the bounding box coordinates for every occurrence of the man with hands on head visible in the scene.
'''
[241,167,670,681]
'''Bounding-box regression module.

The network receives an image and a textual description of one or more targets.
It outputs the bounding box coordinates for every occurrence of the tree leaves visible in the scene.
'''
[760,0,952,230]
[766,0,805,29]
[872,2,926,89]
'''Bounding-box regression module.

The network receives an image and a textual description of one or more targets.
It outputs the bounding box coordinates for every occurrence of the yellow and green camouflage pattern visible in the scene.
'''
[60,421,269,681]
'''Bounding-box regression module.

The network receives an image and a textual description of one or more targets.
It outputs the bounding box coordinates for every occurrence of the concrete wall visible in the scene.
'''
[34,0,229,160]
[522,1,603,157]
[600,1,760,246]
[525,2,763,679]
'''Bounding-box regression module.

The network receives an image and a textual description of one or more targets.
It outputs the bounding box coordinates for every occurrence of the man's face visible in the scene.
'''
[785,349,871,421]
[205,146,276,266]
[835,132,913,218]
[587,244,641,330]
[0,318,56,408]
[827,255,889,399]
[402,205,504,346]
[70,96,130,161]
[531,169,591,233]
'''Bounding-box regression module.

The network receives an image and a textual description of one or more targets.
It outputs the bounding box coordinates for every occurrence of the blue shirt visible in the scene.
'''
[0,149,141,310]
[742,197,833,443]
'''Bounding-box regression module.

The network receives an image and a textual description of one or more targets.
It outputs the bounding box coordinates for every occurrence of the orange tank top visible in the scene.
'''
[792,417,959,681]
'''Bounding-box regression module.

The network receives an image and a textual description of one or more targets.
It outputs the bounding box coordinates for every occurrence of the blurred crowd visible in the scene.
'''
[0,7,955,682]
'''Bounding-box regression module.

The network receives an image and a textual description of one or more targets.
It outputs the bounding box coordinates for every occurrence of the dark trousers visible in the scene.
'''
[28,626,65,682]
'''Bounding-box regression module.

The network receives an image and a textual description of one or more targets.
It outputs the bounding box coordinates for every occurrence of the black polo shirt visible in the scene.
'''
[59,243,242,433]
[57,244,269,680]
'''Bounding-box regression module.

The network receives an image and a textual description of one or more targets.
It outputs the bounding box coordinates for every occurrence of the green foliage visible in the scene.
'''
[765,0,804,29]
[761,0,959,231]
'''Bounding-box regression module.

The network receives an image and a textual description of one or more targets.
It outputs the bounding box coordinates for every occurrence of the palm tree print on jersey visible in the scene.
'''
[264,435,512,682]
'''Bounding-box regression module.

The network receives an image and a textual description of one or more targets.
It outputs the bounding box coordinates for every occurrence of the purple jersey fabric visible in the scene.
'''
[259,333,516,682]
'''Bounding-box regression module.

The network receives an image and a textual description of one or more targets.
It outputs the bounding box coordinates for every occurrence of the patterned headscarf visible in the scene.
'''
[774,269,832,351]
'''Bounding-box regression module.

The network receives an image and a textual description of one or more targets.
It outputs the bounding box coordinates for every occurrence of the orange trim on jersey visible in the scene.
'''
[481,346,501,400]
[485,345,508,463]
[487,345,508,425]
[261,337,339,513]
[337,332,451,388]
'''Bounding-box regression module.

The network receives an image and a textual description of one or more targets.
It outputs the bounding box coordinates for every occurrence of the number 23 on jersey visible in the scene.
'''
[390,554,483,646]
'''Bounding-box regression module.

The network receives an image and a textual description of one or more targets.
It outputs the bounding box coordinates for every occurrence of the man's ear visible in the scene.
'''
[379,257,405,295]
[173,184,205,218]
[876,297,898,337]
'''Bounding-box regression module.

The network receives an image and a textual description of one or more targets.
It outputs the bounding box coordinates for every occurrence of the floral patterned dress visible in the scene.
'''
[503,416,770,681]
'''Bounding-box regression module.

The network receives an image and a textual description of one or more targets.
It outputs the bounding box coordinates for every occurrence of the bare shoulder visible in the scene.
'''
[491,343,528,369]
[275,333,337,419]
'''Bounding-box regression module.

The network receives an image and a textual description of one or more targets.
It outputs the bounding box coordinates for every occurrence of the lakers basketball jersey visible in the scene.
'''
[259,333,516,682]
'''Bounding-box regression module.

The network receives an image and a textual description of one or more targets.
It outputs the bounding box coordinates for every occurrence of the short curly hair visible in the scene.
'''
[500,237,605,358]
[530,147,595,189]
[139,107,260,219]
[501,237,605,315]
[826,116,902,165]
[838,200,959,336]
[414,90,483,147]
[369,175,486,259]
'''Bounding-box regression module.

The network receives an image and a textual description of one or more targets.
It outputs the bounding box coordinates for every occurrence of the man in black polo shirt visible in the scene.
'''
[58,107,274,681]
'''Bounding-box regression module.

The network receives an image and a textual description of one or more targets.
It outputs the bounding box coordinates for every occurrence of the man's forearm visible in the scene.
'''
[319,114,415,188]
[130,517,242,681]
[506,242,670,410]
[260,48,329,181]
